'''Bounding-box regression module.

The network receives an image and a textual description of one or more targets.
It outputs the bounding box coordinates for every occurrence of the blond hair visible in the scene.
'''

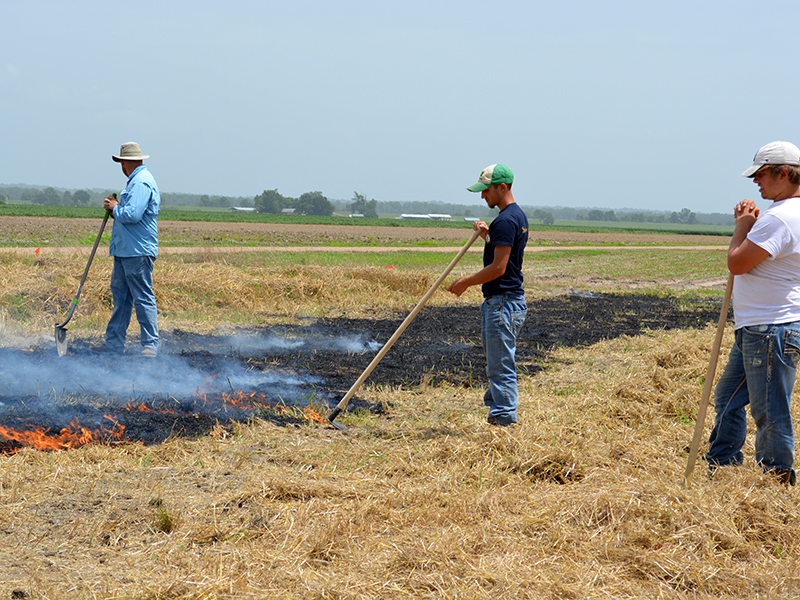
[766,164,800,185]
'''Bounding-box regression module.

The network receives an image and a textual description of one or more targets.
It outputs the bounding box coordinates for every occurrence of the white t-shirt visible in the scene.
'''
[732,198,800,328]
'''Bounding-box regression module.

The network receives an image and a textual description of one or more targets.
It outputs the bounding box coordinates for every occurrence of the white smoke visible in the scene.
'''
[224,333,382,355]
[0,349,319,405]
[0,330,381,407]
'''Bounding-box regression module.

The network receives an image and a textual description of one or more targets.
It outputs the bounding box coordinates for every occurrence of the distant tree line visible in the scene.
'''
[0,185,253,209]
[161,192,252,208]
[254,189,334,216]
[16,187,95,206]
[575,208,700,225]
[349,192,379,218]
[0,184,734,225]
[530,209,555,225]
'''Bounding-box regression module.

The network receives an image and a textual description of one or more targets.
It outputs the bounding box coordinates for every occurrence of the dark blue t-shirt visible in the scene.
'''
[482,203,528,298]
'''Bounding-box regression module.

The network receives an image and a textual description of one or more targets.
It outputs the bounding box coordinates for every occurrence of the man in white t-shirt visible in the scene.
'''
[706,141,800,485]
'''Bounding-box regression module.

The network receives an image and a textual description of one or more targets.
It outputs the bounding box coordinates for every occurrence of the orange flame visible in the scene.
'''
[221,389,270,410]
[0,417,125,454]
[303,406,326,424]
[0,374,326,454]
[123,401,176,415]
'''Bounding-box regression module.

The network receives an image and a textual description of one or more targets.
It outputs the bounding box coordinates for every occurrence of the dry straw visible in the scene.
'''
[0,252,437,339]
[0,249,799,599]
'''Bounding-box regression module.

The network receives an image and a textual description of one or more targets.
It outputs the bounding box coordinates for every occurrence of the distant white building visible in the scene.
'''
[230,206,255,213]
[464,217,479,222]
[349,213,365,218]
[281,208,296,215]
[400,213,452,221]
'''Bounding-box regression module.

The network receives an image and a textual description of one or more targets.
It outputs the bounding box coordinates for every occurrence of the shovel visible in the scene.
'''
[327,228,482,431]
[54,206,112,357]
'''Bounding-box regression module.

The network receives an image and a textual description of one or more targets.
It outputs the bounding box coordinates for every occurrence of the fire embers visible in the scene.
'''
[0,346,328,454]
[0,416,125,454]
[0,327,391,453]
[0,388,328,455]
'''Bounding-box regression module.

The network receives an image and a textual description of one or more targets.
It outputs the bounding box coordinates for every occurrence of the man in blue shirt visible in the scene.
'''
[448,164,528,425]
[100,142,160,357]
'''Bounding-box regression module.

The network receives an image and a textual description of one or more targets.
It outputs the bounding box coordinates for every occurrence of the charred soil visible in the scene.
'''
[172,291,727,414]
[0,292,727,452]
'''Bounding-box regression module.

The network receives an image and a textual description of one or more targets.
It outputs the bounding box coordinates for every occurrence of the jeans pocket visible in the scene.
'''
[784,331,800,369]
[742,326,770,369]
[500,297,526,337]
[510,310,527,337]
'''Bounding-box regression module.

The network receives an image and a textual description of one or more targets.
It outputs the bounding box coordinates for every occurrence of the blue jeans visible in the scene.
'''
[481,293,527,425]
[106,256,159,352]
[706,323,800,476]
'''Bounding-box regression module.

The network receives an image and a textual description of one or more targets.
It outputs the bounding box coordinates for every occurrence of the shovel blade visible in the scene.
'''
[326,407,349,431]
[327,417,348,432]
[55,325,68,357]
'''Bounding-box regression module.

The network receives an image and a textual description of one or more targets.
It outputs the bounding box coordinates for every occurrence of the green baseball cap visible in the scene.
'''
[467,164,514,192]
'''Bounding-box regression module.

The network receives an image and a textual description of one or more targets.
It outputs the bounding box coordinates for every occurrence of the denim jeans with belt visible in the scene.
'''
[481,293,527,425]
[105,256,159,353]
[706,322,800,476]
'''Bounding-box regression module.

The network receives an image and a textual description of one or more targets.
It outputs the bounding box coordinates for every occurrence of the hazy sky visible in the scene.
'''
[2,1,798,213]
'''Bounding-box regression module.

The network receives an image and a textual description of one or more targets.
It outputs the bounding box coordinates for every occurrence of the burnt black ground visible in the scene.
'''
[0,292,728,451]
[170,291,729,405]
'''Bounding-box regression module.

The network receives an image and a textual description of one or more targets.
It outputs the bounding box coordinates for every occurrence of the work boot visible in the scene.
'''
[770,468,796,486]
[92,343,122,355]
[487,415,516,427]
[141,347,157,358]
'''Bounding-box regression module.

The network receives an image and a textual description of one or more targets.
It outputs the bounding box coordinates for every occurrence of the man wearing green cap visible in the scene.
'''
[448,164,528,426]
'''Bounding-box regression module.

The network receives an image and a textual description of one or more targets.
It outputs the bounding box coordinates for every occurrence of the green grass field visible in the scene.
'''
[553,218,733,236]
[0,203,733,237]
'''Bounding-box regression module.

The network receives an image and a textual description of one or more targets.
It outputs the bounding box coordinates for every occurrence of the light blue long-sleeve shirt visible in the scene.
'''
[109,165,160,257]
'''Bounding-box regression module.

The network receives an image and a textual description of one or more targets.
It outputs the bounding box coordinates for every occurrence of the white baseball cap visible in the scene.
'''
[742,141,800,177]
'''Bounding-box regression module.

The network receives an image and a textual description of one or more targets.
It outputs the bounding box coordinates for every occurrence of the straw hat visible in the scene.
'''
[112,142,149,162]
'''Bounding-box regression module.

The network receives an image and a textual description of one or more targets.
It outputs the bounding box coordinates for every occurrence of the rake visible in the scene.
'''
[327,228,482,431]
[683,274,733,487]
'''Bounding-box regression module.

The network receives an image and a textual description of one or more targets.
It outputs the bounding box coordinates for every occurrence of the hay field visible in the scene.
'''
[1,226,799,600]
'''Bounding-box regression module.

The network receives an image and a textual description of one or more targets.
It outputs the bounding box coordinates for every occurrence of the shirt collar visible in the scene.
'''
[127,164,147,182]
